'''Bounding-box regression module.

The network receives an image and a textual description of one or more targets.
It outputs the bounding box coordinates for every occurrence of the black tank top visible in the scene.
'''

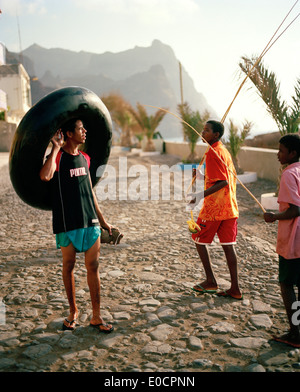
[51,150,99,234]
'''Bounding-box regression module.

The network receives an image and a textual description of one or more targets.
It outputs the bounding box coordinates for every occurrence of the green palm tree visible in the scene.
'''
[101,93,136,147]
[239,56,300,135]
[115,111,135,148]
[177,102,210,162]
[129,103,167,151]
[227,119,252,174]
[239,56,300,195]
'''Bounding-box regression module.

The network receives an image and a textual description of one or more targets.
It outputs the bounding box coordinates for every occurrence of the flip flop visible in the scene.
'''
[90,322,114,334]
[217,290,243,300]
[192,284,218,294]
[272,334,300,348]
[62,318,78,331]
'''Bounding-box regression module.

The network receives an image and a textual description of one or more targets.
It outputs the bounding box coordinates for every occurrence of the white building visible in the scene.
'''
[0,89,7,111]
[0,43,7,119]
[0,42,5,66]
[0,63,32,124]
[0,41,32,124]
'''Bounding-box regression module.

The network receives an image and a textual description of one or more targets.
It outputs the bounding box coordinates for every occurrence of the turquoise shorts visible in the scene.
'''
[56,226,101,253]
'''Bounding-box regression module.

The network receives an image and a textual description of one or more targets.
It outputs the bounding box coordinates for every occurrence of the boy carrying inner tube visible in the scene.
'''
[40,118,114,333]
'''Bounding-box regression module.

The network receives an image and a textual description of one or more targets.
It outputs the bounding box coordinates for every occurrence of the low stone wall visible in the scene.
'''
[238,146,280,183]
[0,128,280,182]
[165,141,280,183]
[165,142,208,162]
[0,121,16,152]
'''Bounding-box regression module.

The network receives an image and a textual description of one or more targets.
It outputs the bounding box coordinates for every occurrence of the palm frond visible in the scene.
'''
[239,56,288,133]
[177,102,210,156]
[129,103,167,138]
[239,56,300,135]
[288,78,300,133]
[227,119,252,173]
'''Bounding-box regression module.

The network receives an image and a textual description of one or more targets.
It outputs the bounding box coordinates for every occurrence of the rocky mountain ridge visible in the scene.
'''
[10,40,216,140]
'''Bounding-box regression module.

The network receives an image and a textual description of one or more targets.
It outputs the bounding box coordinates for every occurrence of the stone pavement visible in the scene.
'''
[0,150,299,373]
[0,153,9,170]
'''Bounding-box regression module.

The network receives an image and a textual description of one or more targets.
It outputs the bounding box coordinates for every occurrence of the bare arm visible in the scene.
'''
[204,180,228,198]
[189,180,228,205]
[264,204,300,223]
[89,174,112,235]
[40,130,64,182]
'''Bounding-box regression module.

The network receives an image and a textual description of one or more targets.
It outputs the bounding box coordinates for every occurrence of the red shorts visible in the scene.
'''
[191,218,238,245]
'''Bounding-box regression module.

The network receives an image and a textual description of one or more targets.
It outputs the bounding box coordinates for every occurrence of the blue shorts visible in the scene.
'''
[56,226,101,253]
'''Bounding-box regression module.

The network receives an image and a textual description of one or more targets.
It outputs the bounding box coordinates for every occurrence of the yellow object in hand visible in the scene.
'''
[187,211,201,233]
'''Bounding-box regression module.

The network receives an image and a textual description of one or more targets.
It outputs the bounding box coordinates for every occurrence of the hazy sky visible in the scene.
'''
[0,0,299,136]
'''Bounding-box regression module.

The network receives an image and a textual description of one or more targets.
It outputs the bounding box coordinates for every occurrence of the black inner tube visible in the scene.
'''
[9,86,112,210]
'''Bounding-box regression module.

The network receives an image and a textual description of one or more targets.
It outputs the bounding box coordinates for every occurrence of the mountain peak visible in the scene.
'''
[151,39,164,47]
[25,43,44,51]
[13,41,215,139]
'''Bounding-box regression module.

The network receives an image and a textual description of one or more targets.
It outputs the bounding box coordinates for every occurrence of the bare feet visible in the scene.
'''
[63,311,79,330]
[192,280,218,293]
[90,317,114,333]
[217,289,243,300]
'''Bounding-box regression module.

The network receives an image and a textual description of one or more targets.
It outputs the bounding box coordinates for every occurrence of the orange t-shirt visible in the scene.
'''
[197,141,239,221]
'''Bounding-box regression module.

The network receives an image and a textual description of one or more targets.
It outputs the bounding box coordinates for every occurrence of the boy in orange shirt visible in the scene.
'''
[190,120,242,299]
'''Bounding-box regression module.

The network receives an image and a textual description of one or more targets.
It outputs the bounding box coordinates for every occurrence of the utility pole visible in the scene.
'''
[179,61,184,105]
[16,11,23,65]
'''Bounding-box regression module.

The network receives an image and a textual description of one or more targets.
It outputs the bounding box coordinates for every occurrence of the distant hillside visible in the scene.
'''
[244,131,280,149]
[12,40,217,140]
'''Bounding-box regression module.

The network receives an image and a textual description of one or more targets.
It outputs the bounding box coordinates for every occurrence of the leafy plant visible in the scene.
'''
[227,119,252,174]
[101,93,136,147]
[239,56,300,135]
[239,56,300,195]
[177,102,210,162]
[129,103,167,151]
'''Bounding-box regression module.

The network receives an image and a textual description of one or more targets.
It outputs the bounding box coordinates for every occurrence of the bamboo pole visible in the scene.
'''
[144,1,300,214]
[221,0,299,123]
[179,62,184,105]
[145,105,267,213]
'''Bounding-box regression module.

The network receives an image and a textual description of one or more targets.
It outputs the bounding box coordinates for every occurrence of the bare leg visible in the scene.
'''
[85,238,113,332]
[221,244,242,297]
[280,282,300,337]
[195,244,218,289]
[272,282,300,347]
[85,238,101,321]
[61,243,78,328]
